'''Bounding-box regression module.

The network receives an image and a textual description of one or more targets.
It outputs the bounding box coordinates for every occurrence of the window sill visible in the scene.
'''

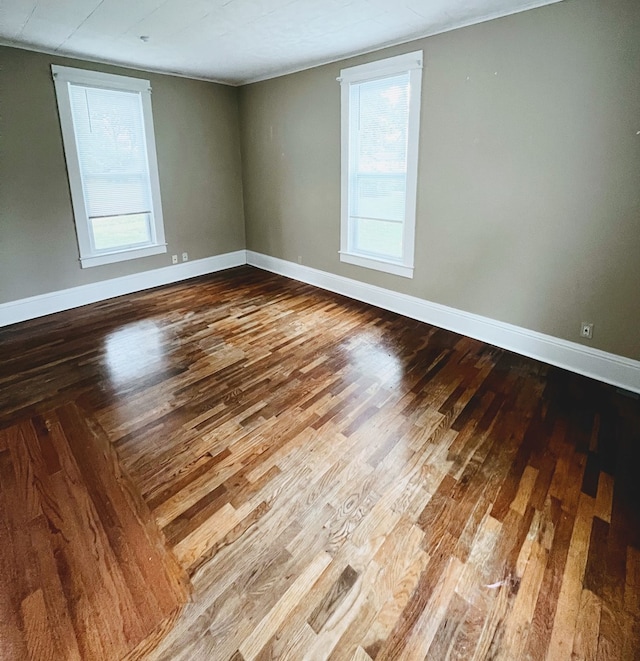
[339,252,414,279]
[80,243,167,268]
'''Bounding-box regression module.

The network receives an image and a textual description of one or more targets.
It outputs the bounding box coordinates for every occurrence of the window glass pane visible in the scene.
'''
[351,173,406,222]
[349,73,410,260]
[353,218,403,259]
[90,213,152,251]
[69,85,153,219]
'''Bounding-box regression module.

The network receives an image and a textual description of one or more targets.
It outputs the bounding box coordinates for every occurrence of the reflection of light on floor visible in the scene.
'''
[104,321,165,387]
[350,335,403,388]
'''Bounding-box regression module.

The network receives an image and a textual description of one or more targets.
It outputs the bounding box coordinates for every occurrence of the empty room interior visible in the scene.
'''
[1,0,640,658]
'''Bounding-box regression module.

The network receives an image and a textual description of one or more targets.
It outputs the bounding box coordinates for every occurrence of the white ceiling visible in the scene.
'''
[0,0,562,85]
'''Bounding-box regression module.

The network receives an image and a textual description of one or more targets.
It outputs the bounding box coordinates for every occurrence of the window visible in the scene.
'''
[338,51,423,278]
[52,65,166,268]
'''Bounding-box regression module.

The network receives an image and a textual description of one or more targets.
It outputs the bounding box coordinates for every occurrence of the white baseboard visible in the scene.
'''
[0,250,247,327]
[3,248,638,394]
[246,251,640,395]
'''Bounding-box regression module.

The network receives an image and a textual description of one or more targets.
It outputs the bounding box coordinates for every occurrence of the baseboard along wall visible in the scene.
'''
[0,251,247,328]
[1,248,638,394]
[246,251,640,396]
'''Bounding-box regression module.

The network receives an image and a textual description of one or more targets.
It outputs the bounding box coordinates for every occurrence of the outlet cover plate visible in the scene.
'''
[580,322,593,339]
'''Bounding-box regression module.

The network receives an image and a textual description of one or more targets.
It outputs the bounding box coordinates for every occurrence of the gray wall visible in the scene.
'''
[0,46,245,303]
[239,0,640,361]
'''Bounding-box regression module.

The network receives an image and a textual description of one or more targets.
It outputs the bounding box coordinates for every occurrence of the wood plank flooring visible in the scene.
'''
[0,265,639,660]
[0,406,189,660]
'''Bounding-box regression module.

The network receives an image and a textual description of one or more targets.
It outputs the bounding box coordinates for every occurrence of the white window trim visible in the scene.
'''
[338,50,423,279]
[51,65,167,268]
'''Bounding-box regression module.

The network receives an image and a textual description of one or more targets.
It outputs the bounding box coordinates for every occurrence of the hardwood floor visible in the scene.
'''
[0,406,189,660]
[1,265,639,660]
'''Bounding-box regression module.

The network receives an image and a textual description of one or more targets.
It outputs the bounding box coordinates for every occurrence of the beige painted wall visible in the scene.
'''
[0,46,245,303]
[239,0,640,361]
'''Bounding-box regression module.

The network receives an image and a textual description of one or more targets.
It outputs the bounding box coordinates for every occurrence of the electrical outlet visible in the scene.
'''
[171,255,178,264]
[297,256,302,264]
[580,322,593,339]
[182,252,188,262]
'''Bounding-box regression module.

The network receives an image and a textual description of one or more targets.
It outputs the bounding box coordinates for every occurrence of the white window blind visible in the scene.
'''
[52,65,166,268]
[339,51,423,279]
[69,85,154,252]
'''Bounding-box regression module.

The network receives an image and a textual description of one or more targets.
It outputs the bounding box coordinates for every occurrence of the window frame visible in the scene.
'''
[51,65,167,268]
[338,51,423,279]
